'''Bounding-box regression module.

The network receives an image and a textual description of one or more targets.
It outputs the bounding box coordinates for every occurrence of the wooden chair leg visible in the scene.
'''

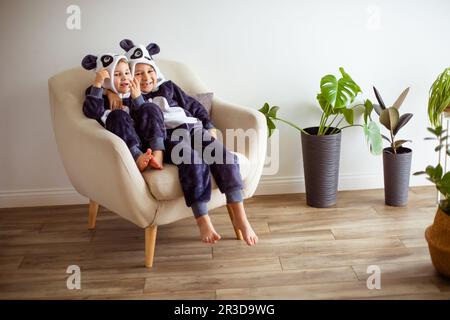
[226,204,243,240]
[145,225,158,268]
[88,200,99,230]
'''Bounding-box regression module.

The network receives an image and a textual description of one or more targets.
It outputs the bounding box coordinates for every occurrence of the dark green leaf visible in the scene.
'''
[427,127,437,135]
[441,172,450,189]
[426,165,436,179]
[258,102,270,115]
[342,108,354,125]
[393,113,413,136]
[413,171,426,176]
[363,99,374,123]
[435,163,443,180]
[373,86,386,110]
[381,134,391,143]
[435,145,444,152]
[268,106,280,118]
[316,93,325,110]
[266,117,276,138]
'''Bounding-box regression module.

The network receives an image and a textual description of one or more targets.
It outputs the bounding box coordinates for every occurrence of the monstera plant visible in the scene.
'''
[260,67,381,154]
[259,67,381,207]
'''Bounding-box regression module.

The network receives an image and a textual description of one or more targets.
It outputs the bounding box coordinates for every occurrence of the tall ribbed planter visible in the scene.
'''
[301,127,341,208]
[383,147,412,206]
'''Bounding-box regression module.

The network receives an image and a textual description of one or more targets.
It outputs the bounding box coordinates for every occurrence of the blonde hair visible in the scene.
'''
[115,58,130,72]
[116,58,129,66]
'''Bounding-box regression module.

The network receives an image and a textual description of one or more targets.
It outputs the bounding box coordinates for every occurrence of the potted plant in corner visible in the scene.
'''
[259,67,381,208]
[370,86,413,206]
[414,125,450,278]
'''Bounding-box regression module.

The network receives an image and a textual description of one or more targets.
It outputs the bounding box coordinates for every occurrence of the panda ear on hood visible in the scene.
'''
[146,43,160,57]
[120,39,135,52]
[81,54,97,70]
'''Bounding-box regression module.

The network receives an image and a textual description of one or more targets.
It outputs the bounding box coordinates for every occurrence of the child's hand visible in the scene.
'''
[130,77,141,99]
[209,128,217,139]
[94,68,110,88]
[106,89,123,110]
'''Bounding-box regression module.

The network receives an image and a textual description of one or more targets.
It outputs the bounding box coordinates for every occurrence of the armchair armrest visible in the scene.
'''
[211,97,268,197]
[48,87,158,228]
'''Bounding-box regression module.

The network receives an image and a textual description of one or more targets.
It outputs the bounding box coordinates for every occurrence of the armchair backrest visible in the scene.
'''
[48,59,209,124]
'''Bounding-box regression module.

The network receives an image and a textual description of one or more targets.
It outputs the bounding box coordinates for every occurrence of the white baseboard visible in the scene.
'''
[0,188,87,208]
[255,174,432,195]
[0,174,432,208]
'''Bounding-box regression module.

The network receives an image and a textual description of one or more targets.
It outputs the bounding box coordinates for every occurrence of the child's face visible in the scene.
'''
[134,64,157,93]
[114,61,132,94]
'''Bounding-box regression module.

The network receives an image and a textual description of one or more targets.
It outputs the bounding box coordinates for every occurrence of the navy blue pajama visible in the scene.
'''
[105,109,142,160]
[83,86,166,160]
[165,122,244,217]
[130,102,167,152]
[83,81,244,218]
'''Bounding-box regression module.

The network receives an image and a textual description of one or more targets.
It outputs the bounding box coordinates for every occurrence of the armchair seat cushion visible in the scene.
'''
[142,152,250,201]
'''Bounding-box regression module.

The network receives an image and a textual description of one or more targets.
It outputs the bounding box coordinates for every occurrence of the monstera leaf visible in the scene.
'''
[318,67,362,112]
[363,121,382,155]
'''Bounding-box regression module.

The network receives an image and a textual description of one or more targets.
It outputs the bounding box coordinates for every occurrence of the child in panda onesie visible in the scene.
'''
[81,53,165,171]
[115,39,258,246]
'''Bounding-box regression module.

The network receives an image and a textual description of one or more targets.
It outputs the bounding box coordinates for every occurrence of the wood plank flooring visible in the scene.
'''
[0,186,449,299]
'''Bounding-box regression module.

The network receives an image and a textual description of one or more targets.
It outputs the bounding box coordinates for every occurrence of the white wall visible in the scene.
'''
[1,0,449,207]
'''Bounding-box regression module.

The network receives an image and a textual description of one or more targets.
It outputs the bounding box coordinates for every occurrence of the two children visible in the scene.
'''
[81,42,258,246]
[81,53,164,171]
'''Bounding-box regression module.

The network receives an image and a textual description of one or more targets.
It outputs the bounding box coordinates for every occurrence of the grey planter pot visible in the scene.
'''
[301,127,341,208]
[383,147,412,206]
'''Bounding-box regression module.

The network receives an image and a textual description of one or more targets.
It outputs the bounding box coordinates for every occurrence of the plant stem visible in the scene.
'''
[324,114,340,134]
[318,112,327,135]
[329,116,346,135]
[339,124,364,131]
[273,117,309,135]
[390,130,396,154]
[318,102,331,135]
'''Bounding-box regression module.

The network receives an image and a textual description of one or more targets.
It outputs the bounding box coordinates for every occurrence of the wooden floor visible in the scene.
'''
[1,186,450,300]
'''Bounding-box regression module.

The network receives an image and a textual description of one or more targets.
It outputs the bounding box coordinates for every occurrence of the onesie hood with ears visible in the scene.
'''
[81,53,128,94]
[119,39,166,91]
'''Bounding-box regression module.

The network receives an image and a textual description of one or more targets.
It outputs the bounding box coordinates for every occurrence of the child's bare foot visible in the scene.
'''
[147,149,163,170]
[229,203,258,246]
[196,215,221,244]
[135,149,153,172]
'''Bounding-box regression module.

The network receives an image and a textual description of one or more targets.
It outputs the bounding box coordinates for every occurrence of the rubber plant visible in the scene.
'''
[259,67,382,155]
[371,86,413,154]
[428,67,450,128]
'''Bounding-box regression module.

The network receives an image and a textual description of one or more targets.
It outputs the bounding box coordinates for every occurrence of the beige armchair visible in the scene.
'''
[48,59,267,268]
